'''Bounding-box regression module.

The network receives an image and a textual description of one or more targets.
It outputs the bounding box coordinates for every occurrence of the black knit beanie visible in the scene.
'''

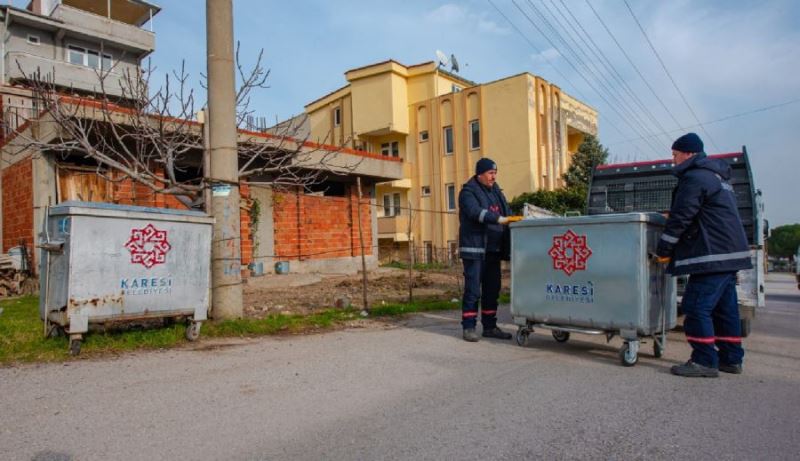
[475,158,497,175]
[671,132,704,153]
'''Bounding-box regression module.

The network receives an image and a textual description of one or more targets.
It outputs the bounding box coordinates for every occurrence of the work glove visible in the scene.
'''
[498,216,523,225]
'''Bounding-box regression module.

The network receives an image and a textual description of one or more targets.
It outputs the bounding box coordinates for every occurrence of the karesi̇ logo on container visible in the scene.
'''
[124,224,171,269]
[548,229,592,276]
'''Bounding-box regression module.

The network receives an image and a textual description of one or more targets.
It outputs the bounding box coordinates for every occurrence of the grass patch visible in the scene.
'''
[0,296,462,365]
[381,261,454,271]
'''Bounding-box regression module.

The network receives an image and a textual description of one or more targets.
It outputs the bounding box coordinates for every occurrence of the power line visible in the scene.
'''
[487,0,632,148]
[607,97,800,147]
[539,0,670,151]
[622,0,721,152]
[584,0,685,133]
[552,0,674,147]
[517,0,663,158]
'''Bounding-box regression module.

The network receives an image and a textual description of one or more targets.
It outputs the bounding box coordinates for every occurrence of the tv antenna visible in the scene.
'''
[450,54,459,73]
[435,50,449,68]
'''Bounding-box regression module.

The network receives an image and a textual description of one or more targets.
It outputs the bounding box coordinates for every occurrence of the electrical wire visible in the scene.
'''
[552,0,674,146]
[487,0,630,144]
[607,97,800,147]
[584,0,685,133]
[515,0,663,158]
[539,0,671,150]
[622,0,721,152]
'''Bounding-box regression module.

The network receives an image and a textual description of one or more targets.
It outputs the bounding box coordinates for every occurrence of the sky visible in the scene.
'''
[146,0,799,226]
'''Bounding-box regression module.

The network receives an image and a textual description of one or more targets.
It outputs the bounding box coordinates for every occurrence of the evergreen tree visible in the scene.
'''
[563,134,609,190]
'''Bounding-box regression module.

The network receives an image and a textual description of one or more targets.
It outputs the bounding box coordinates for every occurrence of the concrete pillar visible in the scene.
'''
[206,0,242,318]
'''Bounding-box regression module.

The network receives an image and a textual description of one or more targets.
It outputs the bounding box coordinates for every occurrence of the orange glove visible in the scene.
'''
[655,256,671,264]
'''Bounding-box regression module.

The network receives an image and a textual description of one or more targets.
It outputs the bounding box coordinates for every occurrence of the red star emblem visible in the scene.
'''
[124,224,171,269]
[548,229,592,276]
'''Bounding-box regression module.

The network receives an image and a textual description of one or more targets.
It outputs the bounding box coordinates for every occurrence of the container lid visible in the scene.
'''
[49,201,214,224]
[511,212,666,228]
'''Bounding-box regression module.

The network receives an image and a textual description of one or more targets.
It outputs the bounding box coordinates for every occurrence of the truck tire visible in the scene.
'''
[740,318,752,338]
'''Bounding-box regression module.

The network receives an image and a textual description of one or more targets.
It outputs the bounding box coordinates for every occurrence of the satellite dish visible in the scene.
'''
[435,50,449,68]
[450,54,460,73]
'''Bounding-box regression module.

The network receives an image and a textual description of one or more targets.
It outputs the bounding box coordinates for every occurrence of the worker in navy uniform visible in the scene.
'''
[458,158,520,342]
[656,133,752,377]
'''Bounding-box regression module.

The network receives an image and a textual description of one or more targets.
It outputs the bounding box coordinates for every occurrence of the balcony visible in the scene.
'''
[6,52,127,97]
[378,215,410,241]
[50,4,155,54]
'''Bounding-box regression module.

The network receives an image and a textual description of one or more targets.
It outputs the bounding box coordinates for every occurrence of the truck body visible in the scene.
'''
[587,148,765,336]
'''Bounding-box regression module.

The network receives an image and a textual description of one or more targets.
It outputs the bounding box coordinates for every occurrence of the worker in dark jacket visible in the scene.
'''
[656,133,752,377]
[458,158,520,342]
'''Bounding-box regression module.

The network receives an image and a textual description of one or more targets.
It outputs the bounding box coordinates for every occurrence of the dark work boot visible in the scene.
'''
[463,328,480,342]
[719,363,743,374]
[482,326,512,340]
[670,360,719,378]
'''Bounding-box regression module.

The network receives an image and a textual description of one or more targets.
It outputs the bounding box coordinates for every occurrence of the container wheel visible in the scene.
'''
[552,330,570,343]
[185,322,202,341]
[619,342,638,367]
[653,336,664,358]
[515,327,530,347]
[46,324,65,339]
[69,339,82,356]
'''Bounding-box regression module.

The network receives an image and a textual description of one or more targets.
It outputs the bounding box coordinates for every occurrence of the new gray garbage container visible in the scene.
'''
[510,212,676,366]
[39,201,214,355]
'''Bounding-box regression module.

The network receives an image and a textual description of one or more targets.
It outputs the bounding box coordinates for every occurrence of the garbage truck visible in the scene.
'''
[587,148,766,336]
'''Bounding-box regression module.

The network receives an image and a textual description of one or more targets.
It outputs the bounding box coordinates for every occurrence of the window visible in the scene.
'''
[333,107,341,126]
[421,185,431,197]
[424,241,433,264]
[419,130,429,142]
[383,194,392,216]
[27,35,40,45]
[452,84,461,93]
[470,120,480,150]
[446,183,456,211]
[443,126,453,155]
[87,50,100,69]
[67,45,112,70]
[382,193,402,217]
[393,193,401,215]
[68,46,84,66]
[380,141,399,157]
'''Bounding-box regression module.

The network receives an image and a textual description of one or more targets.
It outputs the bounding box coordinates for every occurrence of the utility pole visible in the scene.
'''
[206,0,242,318]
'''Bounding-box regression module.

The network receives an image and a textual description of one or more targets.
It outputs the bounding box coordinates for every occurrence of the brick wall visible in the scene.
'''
[240,182,252,267]
[109,171,189,210]
[1,157,34,253]
[273,186,372,261]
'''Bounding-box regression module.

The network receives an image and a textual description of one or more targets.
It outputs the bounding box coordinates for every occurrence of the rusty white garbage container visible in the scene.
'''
[39,201,214,355]
[510,212,676,366]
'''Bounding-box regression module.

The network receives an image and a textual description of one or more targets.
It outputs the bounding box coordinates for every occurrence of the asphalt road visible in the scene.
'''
[2,273,799,460]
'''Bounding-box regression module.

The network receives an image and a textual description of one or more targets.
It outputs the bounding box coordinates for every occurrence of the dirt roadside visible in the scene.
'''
[242,267,462,317]
[242,266,512,318]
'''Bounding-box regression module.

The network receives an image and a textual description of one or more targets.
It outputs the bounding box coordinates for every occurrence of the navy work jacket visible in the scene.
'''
[458,176,511,261]
[656,153,752,275]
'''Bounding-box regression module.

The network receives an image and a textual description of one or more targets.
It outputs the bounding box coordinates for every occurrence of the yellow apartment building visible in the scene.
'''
[304,59,598,263]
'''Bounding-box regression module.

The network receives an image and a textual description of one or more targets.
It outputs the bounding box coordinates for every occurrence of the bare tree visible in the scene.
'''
[3,45,361,205]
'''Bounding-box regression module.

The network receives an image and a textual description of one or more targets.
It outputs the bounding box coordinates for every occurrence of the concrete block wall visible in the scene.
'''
[1,157,34,252]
